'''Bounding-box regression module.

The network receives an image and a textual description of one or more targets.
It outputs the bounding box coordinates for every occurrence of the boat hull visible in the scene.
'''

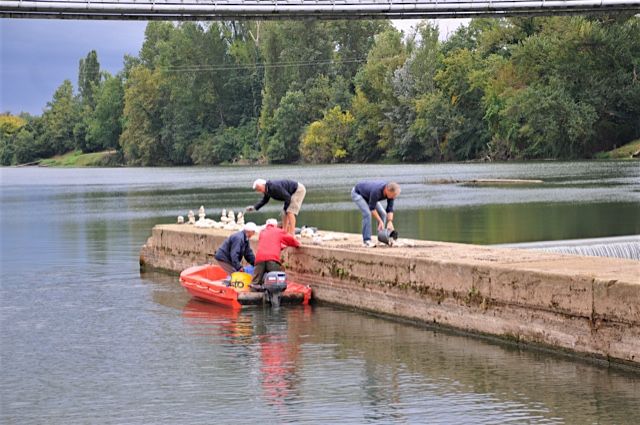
[179,264,311,309]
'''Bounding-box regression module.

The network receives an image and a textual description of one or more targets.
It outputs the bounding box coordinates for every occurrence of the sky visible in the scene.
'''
[0,18,467,116]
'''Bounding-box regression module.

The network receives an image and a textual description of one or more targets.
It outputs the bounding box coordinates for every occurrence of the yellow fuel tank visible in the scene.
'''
[230,271,252,292]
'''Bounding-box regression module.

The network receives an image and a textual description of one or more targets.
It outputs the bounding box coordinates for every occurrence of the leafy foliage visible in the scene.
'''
[191,119,259,165]
[266,90,307,163]
[41,80,80,156]
[78,50,101,109]
[85,74,124,152]
[300,106,356,163]
[7,16,640,165]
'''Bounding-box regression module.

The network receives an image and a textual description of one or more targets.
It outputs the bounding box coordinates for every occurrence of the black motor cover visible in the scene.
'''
[263,272,288,307]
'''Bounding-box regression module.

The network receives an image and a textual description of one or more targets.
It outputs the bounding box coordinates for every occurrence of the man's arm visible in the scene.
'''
[371,209,385,231]
[281,230,301,248]
[386,212,394,230]
[283,195,292,212]
[386,198,395,213]
[244,243,256,266]
[254,193,270,211]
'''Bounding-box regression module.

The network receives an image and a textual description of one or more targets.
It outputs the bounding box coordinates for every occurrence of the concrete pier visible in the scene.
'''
[140,224,640,368]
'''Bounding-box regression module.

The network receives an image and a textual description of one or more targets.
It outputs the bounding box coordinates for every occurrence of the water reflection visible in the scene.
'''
[2,162,639,244]
[182,299,255,342]
[181,300,312,412]
[166,287,640,424]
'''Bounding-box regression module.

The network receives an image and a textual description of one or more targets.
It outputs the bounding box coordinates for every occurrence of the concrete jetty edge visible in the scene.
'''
[139,224,640,369]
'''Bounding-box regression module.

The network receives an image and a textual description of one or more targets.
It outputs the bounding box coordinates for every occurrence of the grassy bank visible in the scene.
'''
[39,150,119,167]
[596,139,640,159]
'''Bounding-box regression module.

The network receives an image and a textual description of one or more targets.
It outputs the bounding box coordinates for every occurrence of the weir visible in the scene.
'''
[139,224,640,368]
[496,235,640,261]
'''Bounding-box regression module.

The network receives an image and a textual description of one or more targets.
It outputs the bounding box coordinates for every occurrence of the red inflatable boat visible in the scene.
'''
[179,264,312,309]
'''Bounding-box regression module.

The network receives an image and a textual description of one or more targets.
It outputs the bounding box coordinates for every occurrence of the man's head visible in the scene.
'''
[384,182,401,199]
[265,218,278,227]
[243,222,257,238]
[252,179,267,193]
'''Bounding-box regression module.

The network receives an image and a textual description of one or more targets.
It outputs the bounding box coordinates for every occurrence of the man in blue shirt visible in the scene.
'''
[214,222,257,275]
[246,179,306,235]
[351,181,401,247]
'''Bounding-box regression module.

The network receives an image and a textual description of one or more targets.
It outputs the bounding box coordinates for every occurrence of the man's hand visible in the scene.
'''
[245,206,255,212]
[377,221,385,231]
[386,221,394,231]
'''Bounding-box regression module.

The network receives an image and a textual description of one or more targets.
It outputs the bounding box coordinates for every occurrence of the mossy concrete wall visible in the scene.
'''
[140,224,640,368]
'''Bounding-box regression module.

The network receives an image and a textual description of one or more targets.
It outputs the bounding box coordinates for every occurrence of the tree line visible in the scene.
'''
[2,15,639,166]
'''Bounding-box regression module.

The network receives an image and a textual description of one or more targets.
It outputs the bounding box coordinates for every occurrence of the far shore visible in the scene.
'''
[8,139,639,168]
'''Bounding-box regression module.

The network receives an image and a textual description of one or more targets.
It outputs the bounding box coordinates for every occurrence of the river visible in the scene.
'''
[1,162,639,424]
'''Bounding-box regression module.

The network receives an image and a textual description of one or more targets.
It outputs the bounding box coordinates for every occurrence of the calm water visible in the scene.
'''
[1,162,639,424]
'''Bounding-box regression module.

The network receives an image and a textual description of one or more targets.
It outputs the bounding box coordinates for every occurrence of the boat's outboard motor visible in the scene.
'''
[263,271,288,307]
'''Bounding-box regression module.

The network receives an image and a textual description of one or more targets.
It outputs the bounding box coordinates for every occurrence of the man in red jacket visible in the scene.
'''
[251,219,301,288]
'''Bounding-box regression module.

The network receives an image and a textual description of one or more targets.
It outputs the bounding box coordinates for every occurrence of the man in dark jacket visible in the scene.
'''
[246,178,306,235]
[351,181,401,247]
[214,222,257,275]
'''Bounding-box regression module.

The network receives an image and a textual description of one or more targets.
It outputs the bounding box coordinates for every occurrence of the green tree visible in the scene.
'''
[9,128,37,165]
[326,20,391,81]
[300,106,356,163]
[159,22,216,165]
[389,22,442,161]
[222,21,264,126]
[0,114,26,136]
[75,50,103,152]
[441,19,496,55]
[349,88,385,162]
[409,91,457,161]
[0,114,27,165]
[15,16,640,166]
[139,22,176,68]
[510,16,640,153]
[120,66,166,165]
[86,73,124,152]
[433,48,490,160]
[258,21,334,150]
[0,136,13,165]
[191,119,258,165]
[353,28,407,157]
[139,22,263,164]
[493,79,597,159]
[41,80,80,155]
[266,90,307,163]
[78,50,101,109]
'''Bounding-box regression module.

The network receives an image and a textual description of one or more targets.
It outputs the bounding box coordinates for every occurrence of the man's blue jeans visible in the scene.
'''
[351,187,387,242]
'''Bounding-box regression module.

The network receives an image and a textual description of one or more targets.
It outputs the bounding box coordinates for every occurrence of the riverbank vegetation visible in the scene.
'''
[2,15,639,166]
[38,150,119,167]
[595,139,640,159]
